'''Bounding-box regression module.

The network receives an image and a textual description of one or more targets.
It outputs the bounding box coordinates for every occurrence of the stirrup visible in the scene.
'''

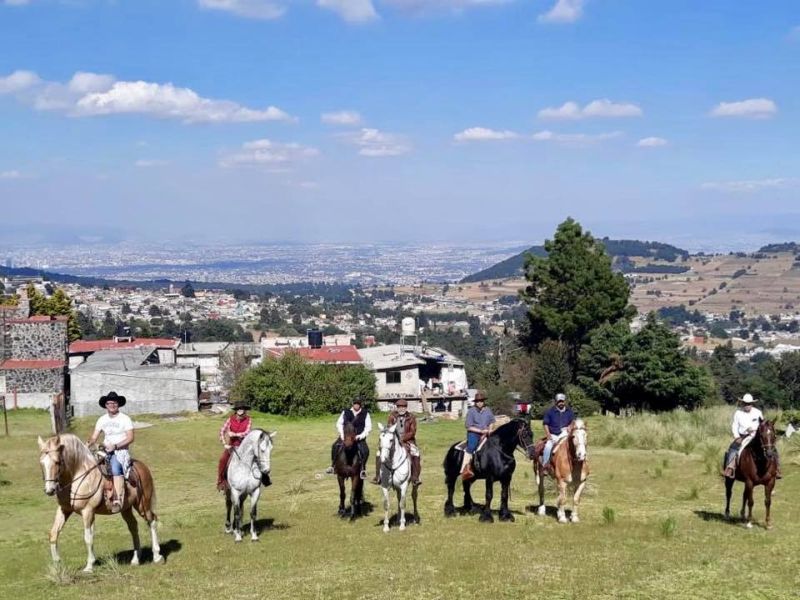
[360,470,368,480]
[110,500,122,514]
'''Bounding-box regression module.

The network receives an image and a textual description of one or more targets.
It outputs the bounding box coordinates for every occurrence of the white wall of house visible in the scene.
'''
[373,365,420,399]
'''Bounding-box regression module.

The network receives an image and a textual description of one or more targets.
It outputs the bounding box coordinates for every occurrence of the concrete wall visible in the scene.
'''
[71,365,200,417]
[157,348,176,364]
[9,320,67,360]
[373,365,420,398]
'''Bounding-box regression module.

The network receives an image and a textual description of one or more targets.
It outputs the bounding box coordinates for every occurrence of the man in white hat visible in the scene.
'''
[723,393,780,478]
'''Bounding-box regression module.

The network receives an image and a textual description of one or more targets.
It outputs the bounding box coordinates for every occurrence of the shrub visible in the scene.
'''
[602,506,616,525]
[660,516,677,538]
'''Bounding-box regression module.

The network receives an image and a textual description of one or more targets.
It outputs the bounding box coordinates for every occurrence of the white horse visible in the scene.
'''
[224,429,276,542]
[378,423,413,533]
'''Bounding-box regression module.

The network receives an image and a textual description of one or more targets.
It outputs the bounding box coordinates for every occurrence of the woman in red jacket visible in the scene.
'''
[216,402,252,491]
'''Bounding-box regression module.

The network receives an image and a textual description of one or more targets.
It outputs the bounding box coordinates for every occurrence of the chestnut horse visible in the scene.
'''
[38,434,161,572]
[534,419,590,523]
[334,422,365,520]
[724,419,779,529]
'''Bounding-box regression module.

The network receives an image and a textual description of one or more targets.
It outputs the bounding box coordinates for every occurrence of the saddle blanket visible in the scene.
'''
[454,437,488,454]
[538,435,567,466]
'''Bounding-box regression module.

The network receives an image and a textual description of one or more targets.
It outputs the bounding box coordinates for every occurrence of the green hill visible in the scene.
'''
[461,238,689,283]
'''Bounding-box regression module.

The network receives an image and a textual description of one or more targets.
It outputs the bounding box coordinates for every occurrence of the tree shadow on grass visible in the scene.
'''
[112,538,182,565]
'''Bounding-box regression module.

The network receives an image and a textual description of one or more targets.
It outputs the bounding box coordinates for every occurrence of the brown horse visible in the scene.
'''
[38,433,162,572]
[333,423,365,520]
[534,420,590,523]
[724,419,779,529]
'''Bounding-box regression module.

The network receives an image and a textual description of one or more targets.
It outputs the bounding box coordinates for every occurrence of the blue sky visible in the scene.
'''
[0,0,798,246]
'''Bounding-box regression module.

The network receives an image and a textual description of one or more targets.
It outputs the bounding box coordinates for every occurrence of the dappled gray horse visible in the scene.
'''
[224,429,275,542]
[378,423,416,532]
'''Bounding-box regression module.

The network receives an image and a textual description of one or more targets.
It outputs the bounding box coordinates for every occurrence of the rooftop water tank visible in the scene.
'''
[401,317,415,337]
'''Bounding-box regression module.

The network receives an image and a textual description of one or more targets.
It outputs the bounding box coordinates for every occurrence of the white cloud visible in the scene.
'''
[0,170,23,179]
[347,128,411,157]
[0,70,41,94]
[197,0,286,20]
[532,130,622,146]
[701,178,796,193]
[135,159,169,168]
[538,0,584,24]
[709,98,777,119]
[538,99,642,120]
[1,70,293,123]
[637,136,668,148]
[317,0,378,23]
[220,138,319,168]
[321,110,363,126]
[453,127,519,142]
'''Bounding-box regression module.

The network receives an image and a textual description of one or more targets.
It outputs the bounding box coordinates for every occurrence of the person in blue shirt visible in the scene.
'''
[542,392,576,474]
[461,391,495,481]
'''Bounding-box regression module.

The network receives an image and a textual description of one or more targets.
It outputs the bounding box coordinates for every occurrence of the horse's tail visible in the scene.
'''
[131,460,158,521]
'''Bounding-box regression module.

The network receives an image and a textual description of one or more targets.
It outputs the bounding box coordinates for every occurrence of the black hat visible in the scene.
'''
[474,391,487,402]
[99,391,126,408]
[233,402,251,411]
[352,395,364,406]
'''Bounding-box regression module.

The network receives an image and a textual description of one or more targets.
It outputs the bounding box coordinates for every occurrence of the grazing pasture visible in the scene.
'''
[1,409,799,600]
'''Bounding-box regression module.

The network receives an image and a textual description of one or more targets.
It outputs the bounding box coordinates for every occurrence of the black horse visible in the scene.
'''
[443,418,535,522]
[333,423,365,520]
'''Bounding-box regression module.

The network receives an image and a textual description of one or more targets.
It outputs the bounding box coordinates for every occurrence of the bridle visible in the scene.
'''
[758,422,776,459]
[41,446,104,502]
[570,422,588,462]
[380,430,408,480]
[232,430,270,481]
[515,422,535,460]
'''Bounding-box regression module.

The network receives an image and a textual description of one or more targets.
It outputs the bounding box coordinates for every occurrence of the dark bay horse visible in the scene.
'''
[443,418,534,522]
[724,419,779,529]
[334,423,365,520]
[38,434,161,572]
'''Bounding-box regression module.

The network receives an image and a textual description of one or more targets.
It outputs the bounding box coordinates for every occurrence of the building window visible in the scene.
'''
[385,371,402,384]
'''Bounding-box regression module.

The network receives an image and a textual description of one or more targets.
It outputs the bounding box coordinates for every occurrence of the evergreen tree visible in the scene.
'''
[530,340,572,415]
[707,342,743,404]
[181,281,195,298]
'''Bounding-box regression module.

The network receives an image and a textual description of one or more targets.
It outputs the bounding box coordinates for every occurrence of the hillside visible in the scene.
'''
[461,238,689,283]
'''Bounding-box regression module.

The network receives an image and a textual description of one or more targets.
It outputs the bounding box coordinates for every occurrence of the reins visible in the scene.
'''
[381,432,409,483]
[42,447,105,503]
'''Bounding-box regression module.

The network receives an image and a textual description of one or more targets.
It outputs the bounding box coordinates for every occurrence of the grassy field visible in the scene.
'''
[2,408,799,600]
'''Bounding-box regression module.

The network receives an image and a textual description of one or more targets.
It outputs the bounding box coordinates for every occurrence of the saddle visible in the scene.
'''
[97,456,138,509]
[534,437,567,469]
[454,436,488,454]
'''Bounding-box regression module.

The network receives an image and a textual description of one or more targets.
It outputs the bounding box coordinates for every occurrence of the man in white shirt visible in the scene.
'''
[723,393,764,478]
[326,396,372,479]
[87,391,134,513]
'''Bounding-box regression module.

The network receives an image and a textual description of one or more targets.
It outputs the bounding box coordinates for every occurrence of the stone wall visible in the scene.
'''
[0,367,64,409]
[9,319,67,360]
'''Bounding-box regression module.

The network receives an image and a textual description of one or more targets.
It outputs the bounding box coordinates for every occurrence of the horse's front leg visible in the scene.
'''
[349,476,358,521]
[463,479,479,514]
[81,510,97,573]
[741,481,754,528]
[411,481,420,524]
[231,490,244,542]
[536,463,547,517]
[557,479,568,524]
[337,476,347,517]
[724,476,734,519]
[224,490,233,533]
[479,478,494,523]
[121,508,141,565]
[499,477,514,522]
[398,482,407,531]
[382,483,391,533]
[444,455,458,517]
[765,479,775,530]
[570,465,587,523]
[49,506,71,563]
[249,486,262,541]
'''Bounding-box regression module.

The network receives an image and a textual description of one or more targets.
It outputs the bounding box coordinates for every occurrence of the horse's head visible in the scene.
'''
[377,423,397,465]
[255,430,276,476]
[516,419,536,460]
[342,422,357,449]
[571,419,588,462]
[758,419,776,459]
[37,435,64,496]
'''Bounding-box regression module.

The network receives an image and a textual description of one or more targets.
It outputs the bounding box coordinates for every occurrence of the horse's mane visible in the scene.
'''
[56,433,95,473]
[490,417,528,437]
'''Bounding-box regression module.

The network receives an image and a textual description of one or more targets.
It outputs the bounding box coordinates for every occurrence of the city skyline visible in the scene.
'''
[1,1,798,243]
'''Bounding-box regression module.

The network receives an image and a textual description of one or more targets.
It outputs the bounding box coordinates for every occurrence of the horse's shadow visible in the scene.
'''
[373,512,421,527]
[453,504,524,519]
[525,504,572,520]
[694,509,761,528]
[252,517,290,532]
[111,538,182,565]
[337,501,374,520]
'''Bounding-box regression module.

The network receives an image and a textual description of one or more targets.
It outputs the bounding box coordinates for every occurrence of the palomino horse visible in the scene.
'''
[334,422,365,520]
[534,419,590,523]
[443,418,535,522]
[224,429,276,542]
[38,434,162,572]
[377,423,418,532]
[724,419,779,529]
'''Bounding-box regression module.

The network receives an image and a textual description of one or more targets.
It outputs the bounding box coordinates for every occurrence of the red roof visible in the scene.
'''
[0,359,65,370]
[266,345,362,364]
[69,338,179,353]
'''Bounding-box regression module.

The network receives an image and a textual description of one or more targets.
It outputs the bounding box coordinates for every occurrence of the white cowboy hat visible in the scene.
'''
[740,393,756,404]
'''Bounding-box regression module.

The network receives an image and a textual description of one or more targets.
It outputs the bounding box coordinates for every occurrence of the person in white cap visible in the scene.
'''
[541,392,575,476]
[723,393,781,478]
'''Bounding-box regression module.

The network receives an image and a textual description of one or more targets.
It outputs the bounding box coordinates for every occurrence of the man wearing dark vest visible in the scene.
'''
[326,396,372,478]
[371,398,421,486]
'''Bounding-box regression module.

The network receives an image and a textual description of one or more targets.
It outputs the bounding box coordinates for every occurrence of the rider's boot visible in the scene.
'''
[460,452,474,481]
[370,455,380,484]
[111,475,125,513]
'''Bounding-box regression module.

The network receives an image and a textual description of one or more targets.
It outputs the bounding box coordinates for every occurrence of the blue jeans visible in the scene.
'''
[466,432,481,453]
[109,452,124,476]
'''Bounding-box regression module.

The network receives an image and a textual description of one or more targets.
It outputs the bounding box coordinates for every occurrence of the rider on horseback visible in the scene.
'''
[217,401,252,491]
[460,391,495,481]
[723,393,782,479]
[86,391,133,514]
[328,396,372,479]
[541,392,575,476]
[374,398,421,486]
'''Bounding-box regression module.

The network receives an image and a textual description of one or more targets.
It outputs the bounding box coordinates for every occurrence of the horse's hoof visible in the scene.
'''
[537,506,546,517]
[224,527,232,534]
[234,535,243,542]
[766,523,773,531]
[469,506,482,515]
[444,505,455,518]
[399,523,406,531]
[383,526,390,533]
[479,512,494,523]
[251,536,259,542]
[499,512,515,523]
[570,515,580,523]
[558,516,568,524]
[83,567,93,574]
[745,522,753,529]
[338,510,347,518]
[131,556,140,566]
[153,554,163,564]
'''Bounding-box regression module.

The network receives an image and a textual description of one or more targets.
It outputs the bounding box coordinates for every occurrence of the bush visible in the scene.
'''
[230,352,376,416]
[565,384,601,416]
